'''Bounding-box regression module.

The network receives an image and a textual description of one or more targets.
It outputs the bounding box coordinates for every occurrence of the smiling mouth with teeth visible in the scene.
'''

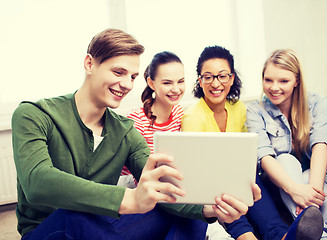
[110,89,124,97]
[168,94,180,99]
[211,90,223,94]
[270,92,282,97]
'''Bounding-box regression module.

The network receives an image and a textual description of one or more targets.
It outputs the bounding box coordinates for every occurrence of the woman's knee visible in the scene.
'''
[276,154,302,173]
[302,169,310,183]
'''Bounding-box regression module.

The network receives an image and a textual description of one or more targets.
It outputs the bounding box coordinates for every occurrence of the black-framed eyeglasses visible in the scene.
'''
[200,73,234,84]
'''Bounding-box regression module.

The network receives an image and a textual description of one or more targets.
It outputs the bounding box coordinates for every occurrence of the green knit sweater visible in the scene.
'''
[11,93,206,236]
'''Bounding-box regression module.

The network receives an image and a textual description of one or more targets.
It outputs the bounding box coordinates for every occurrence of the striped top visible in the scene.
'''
[121,104,184,176]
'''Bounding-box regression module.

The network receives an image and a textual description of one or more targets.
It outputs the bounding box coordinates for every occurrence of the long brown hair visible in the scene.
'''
[262,49,310,158]
[141,51,182,125]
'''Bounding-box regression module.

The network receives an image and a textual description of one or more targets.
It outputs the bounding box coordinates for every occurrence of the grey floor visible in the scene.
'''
[0,204,20,240]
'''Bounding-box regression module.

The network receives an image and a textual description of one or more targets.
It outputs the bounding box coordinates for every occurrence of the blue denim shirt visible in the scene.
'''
[246,93,327,171]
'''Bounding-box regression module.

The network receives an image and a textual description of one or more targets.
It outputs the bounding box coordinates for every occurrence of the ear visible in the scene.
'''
[198,77,203,89]
[229,73,235,87]
[146,77,155,91]
[84,54,94,73]
[294,80,299,88]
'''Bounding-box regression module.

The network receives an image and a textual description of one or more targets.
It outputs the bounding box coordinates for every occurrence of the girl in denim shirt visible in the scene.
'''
[247,49,327,238]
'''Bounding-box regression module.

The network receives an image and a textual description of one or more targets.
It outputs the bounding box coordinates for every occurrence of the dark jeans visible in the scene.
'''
[225,174,289,240]
[22,206,208,240]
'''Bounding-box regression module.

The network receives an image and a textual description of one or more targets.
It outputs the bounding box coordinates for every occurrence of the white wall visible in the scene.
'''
[262,0,327,97]
[119,0,266,114]
[0,0,267,125]
[0,0,110,129]
[1,0,326,129]
[0,0,111,103]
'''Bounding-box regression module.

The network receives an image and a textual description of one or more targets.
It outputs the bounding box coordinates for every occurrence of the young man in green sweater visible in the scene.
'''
[12,28,259,240]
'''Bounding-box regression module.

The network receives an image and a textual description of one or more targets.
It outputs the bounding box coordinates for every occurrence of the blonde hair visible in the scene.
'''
[262,49,310,158]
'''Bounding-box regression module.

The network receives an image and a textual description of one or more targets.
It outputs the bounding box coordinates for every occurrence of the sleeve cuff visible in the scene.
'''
[257,146,276,163]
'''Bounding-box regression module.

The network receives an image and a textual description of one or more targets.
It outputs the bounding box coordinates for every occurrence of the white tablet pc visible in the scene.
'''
[153,131,258,206]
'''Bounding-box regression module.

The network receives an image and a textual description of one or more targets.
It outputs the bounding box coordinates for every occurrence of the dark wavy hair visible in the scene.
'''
[193,46,241,104]
[141,51,182,125]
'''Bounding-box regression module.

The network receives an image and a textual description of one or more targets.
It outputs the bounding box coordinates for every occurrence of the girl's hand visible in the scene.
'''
[252,182,262,202]
[296,205,304,215]
[290,183,325,210]
[119,153,185,214]
[202,183,261,223]
[295,187,326,215]
[203,194,248,223]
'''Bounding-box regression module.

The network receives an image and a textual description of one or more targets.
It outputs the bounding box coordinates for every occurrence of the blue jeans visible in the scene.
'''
[225,174,289,240]
[21,206,208,240]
